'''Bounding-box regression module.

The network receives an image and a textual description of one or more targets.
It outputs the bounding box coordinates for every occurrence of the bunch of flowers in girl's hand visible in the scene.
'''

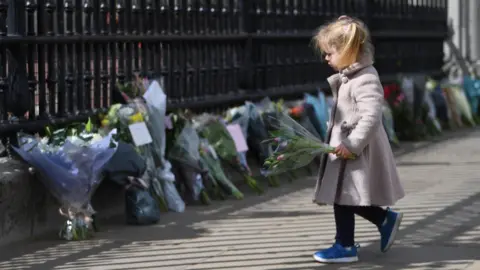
[263,113,356,176]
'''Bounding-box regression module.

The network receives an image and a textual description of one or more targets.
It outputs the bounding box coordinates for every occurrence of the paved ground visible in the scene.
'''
[1,129,480,270]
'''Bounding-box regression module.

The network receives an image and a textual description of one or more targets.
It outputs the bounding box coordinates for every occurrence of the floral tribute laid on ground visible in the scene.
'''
[12,74,480,240]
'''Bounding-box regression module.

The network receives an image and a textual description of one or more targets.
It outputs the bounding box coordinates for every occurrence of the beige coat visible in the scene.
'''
[313,58,405,206]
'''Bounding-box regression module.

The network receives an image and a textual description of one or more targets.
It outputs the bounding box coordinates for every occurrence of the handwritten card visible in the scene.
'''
[226,124,249,153]
[128,122,153,146]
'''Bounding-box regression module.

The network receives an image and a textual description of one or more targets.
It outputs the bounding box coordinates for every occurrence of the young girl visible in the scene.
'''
[311,16,405,263]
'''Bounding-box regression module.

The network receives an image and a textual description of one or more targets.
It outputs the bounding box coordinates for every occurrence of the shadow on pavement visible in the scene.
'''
[0,129,479,270]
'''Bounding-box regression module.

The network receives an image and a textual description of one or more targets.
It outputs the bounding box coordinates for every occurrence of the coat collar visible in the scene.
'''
[326,53,374,95]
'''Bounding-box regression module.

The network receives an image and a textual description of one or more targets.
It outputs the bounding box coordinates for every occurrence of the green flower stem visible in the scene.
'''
[201,153,244,200]
[153,193,169,212]
[267,176,280,187]
[244,174,263,194]
[200,190,211,205]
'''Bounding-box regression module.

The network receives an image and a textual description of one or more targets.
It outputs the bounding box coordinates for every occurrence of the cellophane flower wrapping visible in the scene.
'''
[194,113,263,194]
[194,114,238,162]
[227,103,281,187]
[225,106,252,173]
[429,79,450,123]
[102,101,168,212]
[199,139,243,199]
[424,80,443,133]
[142,79,185,213]
[256,98,303,181]
[442,84,464,128]
[263,112,346,176]
[401,76,434,138]
[258,98,299,137]
[13,132,116,240]
[400,76,415,111]
[300,102,323,140]
[243,102,277,182]
[243,102,272,163]
[385,83,419,140]
[451,85,476,126]
[168,123,210,203]
[462,76,480,116]
[382,101,400,146]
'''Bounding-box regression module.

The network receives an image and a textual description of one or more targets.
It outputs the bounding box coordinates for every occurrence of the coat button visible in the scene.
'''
[341,76,349,83]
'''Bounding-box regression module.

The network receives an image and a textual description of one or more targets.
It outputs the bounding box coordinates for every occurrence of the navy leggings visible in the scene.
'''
[334,204,387,247]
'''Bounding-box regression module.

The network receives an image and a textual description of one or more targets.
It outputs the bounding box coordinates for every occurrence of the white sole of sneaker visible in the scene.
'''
[382,212,403,253]
[313,254,359,263]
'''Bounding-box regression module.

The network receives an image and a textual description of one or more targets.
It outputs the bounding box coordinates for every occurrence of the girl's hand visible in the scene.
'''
[335,144,353,159]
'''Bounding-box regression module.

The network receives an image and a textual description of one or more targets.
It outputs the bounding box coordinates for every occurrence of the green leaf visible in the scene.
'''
[85,117,93,133]
[45,126,52,137]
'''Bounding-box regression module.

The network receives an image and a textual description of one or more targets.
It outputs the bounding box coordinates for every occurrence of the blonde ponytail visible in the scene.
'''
[313,16,372,68]
[338,23,361,67]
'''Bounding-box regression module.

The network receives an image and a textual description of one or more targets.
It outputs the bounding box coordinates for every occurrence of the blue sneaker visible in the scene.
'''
[380,208,403,253]
[313,243,359,263]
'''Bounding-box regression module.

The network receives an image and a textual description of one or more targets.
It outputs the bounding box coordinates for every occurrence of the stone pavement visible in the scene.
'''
[1,129,480,270]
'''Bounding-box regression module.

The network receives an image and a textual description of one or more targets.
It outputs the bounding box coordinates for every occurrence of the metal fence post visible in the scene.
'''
[240,0,254,90]
[4,0,29,149]
[0,0,450,138]
[363,0,373,35]
[6,0,29,117]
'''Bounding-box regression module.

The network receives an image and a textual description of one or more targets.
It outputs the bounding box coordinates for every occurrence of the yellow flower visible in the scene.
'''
[101,119,110,127]
[129,112,144,123]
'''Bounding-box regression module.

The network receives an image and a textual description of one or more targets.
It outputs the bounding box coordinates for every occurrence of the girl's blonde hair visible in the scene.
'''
[313,16,373,68]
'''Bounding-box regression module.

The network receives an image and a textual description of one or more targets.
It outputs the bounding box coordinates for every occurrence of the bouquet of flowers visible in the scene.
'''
[427,79,450,126]
[194,113,263,194]
[462,76,480,118]
[450,85,476,127]
[384,83,420,140]
[257,98,314,180]
[241,102,281,187]
[382,101,400,146]
[225,104,280,187]
[168,120,215,204]
[423,79,443,134]
[442,85,464,128]
[199,139,244,200]
[242,102,272,164]
[141,79,185,213]
[13,123,116,240]
[101,102,169,212]
[284,99,322,140]
[263,112,355,176]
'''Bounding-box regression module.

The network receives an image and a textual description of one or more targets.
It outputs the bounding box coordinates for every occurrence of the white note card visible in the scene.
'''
[226,124,249,153]
[128,122,153,146]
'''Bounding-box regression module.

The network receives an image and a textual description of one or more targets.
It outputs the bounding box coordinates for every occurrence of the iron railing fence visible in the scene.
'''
[0,0,447,137]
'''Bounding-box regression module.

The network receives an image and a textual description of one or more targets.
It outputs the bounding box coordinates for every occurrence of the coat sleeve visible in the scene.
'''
[341,74,384,155]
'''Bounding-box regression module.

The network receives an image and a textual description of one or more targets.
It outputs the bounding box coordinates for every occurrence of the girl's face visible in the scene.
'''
[324,48,342,71]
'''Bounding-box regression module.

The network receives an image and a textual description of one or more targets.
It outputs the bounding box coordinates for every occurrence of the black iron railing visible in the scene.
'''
[0,0,447,136]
